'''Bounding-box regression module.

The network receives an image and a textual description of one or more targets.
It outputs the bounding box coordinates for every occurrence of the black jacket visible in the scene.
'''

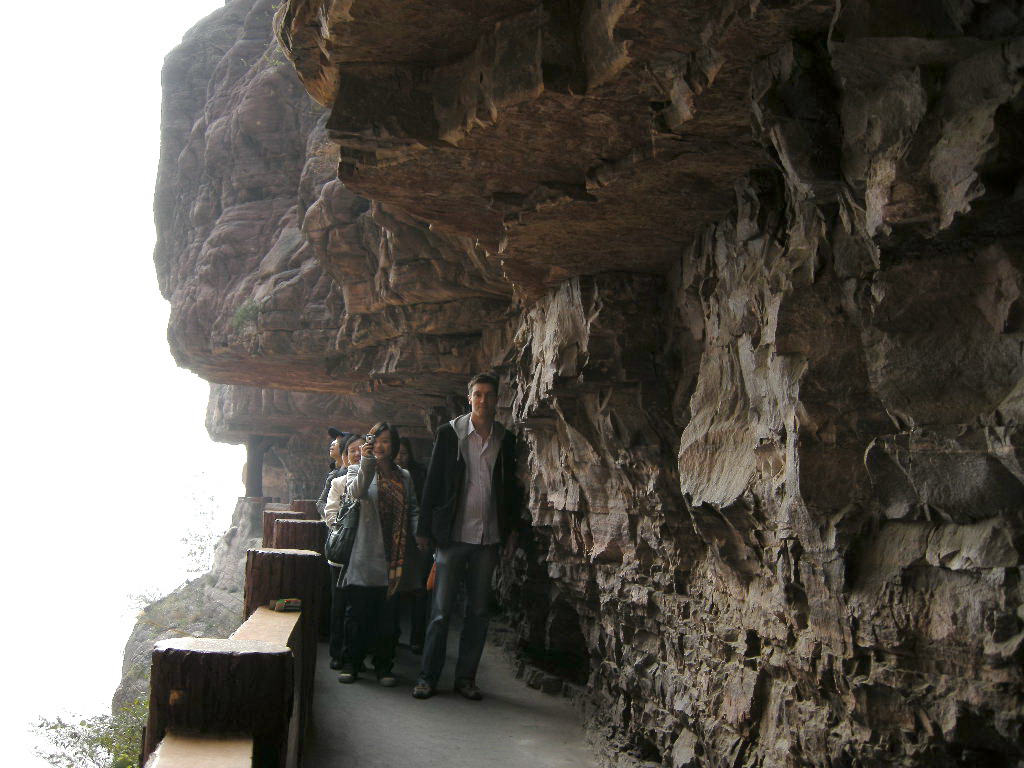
[316,466,345,520]
[417,414,524,546]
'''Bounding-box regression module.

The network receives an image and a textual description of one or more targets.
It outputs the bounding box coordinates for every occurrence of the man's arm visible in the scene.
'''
[416,425,450,546]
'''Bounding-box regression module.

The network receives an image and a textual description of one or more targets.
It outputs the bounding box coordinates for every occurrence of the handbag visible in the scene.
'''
[325,495,360,568]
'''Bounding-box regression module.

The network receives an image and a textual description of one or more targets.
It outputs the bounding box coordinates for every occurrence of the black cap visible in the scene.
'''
[328,427,351,439]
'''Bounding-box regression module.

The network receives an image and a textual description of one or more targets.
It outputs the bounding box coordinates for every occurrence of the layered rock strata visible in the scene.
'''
[151,0,1024,765]
[156,0,514,427]
[206,383,434,496]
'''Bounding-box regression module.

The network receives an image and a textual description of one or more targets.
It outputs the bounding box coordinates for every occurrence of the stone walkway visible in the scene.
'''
[304,628,597,767]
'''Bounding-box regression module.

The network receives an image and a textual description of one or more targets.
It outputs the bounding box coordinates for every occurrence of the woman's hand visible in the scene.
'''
[361,441,374,459]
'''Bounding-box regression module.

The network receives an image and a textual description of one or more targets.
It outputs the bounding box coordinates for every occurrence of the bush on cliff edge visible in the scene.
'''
[34,698,147,768]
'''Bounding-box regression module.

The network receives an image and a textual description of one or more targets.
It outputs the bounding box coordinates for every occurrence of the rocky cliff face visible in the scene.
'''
[152,0,1023,765]
[207,382,347,497]
[113,497,264,710]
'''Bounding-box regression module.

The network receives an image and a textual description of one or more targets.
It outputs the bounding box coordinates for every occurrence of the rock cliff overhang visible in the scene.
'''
[154,0,1024,764]
[276,0,840,291]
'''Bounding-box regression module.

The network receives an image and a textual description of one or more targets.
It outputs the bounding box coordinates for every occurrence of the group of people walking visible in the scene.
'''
[315,372,524,700]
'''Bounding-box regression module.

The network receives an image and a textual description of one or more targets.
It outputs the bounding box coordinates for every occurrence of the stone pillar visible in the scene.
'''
[244,435,276,498]
[271,433,329,501]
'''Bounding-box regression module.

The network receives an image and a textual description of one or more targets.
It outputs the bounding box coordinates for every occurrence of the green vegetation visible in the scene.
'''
[34,699,148,768]
[260,41,289,69]
[231,299,261,332]
[125,588,166,612]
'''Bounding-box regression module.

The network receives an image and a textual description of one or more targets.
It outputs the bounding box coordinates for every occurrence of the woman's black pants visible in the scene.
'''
[329,566,347,663]
[341,585,398,674]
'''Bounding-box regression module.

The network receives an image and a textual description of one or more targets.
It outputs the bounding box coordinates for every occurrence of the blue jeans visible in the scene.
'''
[419,542,498,686]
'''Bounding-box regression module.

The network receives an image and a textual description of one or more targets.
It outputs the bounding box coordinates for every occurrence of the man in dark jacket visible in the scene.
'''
[412,372,523,700]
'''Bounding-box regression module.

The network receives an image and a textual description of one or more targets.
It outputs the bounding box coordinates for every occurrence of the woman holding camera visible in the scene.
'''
[336,422,419,686]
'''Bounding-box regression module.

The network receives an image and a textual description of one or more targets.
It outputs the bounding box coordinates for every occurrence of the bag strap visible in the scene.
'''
[333,493,360,531]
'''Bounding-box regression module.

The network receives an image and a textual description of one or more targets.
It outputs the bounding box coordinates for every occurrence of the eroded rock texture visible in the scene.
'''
[156,0,514,428]
[154,0,1024,765]
[154,0,343,392]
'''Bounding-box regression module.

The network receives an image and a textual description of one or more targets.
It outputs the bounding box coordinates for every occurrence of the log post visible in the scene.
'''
[244,549,322,739]
[143,638,293,768]
[229,607,303,768]
[289,499,319,519]
[272,519,327,553]
[272,520,330,638]
[262,510,306,547]
[244,436,277,498]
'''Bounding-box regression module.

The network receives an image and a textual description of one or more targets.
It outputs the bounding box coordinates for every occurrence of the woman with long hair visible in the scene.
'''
[335,422,419,685]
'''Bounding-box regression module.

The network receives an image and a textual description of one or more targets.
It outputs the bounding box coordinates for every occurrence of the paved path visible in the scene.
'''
[305,629,597,767]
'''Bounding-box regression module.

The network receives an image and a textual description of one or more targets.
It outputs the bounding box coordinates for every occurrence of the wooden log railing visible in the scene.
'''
[275,518,332,637]
[262,510,306,546]
[262,499,319,546]
[142,498,325,768]
[143,636,294,768]
[265,505,331,637]
[244,548,323,734]
[289,499,319,518]
[273,519,327,552]
[230,607,305,768]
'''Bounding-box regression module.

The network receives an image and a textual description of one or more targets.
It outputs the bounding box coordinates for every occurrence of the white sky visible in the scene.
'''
[0,2,248,764]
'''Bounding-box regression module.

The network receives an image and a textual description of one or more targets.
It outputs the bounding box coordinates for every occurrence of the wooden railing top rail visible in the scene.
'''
[143,635,294,767]
[142,498,327,768]
[145,733,253,767]
[152,636,290,654]
[231,606,302,645]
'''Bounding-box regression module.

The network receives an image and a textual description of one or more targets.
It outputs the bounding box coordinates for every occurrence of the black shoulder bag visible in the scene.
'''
[325,495,360,568]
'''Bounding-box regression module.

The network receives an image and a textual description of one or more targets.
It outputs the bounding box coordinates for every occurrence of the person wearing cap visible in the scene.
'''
[316,427,350,519]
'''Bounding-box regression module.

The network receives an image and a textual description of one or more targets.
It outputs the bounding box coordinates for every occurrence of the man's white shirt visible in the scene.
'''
[454,419,501,544]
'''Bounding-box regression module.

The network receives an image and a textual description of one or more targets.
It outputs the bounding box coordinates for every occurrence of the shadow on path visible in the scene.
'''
[305,627,596,767]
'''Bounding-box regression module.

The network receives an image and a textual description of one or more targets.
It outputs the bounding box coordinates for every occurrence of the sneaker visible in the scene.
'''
[337,665,358,684]
[411,680,434,699]
[377,671,397,687]
[454,679,482,700]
